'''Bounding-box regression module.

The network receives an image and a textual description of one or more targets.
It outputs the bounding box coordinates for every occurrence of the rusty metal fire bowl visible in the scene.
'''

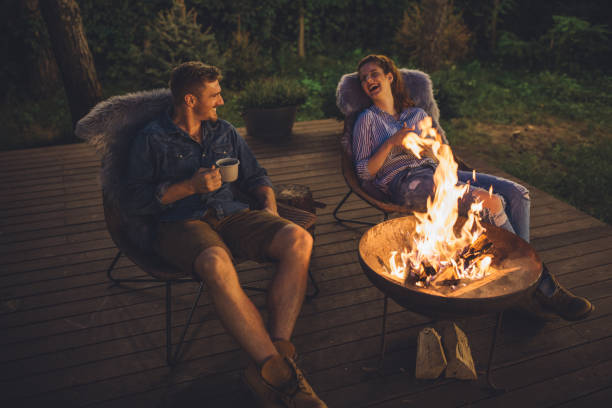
[358,216,543,318]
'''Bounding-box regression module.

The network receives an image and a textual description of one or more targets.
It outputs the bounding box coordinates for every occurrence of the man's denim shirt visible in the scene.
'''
[126,111,273,222]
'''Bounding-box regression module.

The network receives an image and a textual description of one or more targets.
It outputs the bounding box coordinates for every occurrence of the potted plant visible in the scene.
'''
[237,77,308,141]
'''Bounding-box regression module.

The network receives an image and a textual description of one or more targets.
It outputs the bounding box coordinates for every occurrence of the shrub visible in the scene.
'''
[236,77,307,112]
[395,0,471,72]
[139,0,224,87]
[495,30,538,68]
[542,15,610,73]
[495,15,610,74]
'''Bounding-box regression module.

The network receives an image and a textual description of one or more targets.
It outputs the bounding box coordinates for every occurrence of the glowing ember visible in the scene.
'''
[387,117,494,287]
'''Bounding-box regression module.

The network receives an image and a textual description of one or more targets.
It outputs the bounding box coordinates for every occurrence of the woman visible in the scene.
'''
[352,54,530,241]
[351,54,592,321]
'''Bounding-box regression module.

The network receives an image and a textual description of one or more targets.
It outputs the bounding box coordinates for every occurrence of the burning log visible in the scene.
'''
[458,234,493,263]
[430,266,458,287]
[442,323,477,380]
[415,327,447,379]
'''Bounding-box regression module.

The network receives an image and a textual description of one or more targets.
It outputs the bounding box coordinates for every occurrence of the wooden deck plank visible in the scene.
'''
[554,386,612,408]
[1,118,610,407]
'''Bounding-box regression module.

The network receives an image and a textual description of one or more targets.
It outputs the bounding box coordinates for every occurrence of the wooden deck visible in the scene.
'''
[1,119,611,407]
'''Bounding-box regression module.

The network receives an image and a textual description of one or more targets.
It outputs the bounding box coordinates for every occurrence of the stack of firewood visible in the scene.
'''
[415,322,477,380]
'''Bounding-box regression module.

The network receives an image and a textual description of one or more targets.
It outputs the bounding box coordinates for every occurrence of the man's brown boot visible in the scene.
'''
[243,354,327,408]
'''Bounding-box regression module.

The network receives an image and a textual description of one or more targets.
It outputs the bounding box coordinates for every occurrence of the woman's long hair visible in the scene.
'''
[357,54,414,114]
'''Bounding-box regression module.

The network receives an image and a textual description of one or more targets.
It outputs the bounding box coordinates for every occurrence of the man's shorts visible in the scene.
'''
[156,209,293,276]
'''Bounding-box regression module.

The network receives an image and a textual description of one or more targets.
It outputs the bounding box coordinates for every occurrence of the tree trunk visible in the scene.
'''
[298,6,305,58]
[22,0,61,95]
[39,0,102,130]
[490,0,501,51]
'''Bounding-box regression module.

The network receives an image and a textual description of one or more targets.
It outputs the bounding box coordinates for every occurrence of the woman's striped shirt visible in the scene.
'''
[352,105,437,194]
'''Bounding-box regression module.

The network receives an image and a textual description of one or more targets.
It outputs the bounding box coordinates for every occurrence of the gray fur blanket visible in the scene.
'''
[75,89,172,253]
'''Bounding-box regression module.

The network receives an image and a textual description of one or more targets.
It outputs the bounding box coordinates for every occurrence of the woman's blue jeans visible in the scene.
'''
[457,170,531,242]
[389,167,531,242]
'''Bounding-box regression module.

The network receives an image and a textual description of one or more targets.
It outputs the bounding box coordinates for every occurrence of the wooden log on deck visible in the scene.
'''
[415,327,447,379]
[442,322,477,380]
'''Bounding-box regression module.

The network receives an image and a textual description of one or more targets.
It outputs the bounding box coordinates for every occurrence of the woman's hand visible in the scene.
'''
[389,122,415,147]
[366,122,415,177]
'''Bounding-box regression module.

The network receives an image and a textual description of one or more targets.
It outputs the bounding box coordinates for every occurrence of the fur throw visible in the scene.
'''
[335,68,447,156]
[75,88,172,203]
[75,89,172,253]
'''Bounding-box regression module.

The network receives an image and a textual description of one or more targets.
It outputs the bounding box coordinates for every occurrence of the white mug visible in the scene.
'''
[215,158,240,182]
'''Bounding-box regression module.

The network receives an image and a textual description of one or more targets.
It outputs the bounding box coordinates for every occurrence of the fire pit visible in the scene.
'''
[358,215,544,389]
[359,216,543,318]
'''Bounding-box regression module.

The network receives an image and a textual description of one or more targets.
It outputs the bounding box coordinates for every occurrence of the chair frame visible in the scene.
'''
[333,138,413,226]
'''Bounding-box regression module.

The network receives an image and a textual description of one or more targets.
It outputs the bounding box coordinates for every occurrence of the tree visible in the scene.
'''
[140,0,224,87]
[395,0,471,72]
[21,0,60,96]
[298,2,305,58]
[39,0,102,129]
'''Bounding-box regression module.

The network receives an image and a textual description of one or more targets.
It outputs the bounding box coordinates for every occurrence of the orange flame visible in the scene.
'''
[387,117,492,283]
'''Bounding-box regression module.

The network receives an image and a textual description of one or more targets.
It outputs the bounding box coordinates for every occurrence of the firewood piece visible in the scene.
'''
[415,327,447,379]
[431,266,456,286]
[442,323,477,380]
[459,235,493,262]
[437,279,461,286]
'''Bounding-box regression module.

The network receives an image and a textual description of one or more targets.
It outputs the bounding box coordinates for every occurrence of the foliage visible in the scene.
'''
[542,15,610,73]
[221,31,271,90]
[432,62,612,127]
[295,50,365,120]
[495,15,610,73]
[139,0,224,87]
[494,30,537,67]
[395,0,472,72]
[236,77,307,112]
[454,0,516,54]
[0,88,72,150]
[190,0,414,58]
[78,0,168,83]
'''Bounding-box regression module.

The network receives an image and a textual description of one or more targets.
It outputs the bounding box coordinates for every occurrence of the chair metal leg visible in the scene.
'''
[167,281,205,366]
[106,249,202,366]
[305,267,320,300]
[485,311,506,393]
[379,295,389,369]
[333,189,378,226]
[166,282,172,365]
[107,250,124,285]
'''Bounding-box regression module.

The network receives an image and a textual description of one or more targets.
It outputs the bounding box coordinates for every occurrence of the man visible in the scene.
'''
[126,61,327,408]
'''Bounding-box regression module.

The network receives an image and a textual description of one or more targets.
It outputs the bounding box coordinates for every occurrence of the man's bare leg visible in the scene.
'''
[265,224,313,341]
[193,246,277,365]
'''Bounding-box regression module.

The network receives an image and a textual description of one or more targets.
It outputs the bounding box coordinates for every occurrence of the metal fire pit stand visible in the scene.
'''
[377,295,506,392]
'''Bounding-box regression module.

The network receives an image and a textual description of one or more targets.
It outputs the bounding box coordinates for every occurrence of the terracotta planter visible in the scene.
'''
[243,105,298,140]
